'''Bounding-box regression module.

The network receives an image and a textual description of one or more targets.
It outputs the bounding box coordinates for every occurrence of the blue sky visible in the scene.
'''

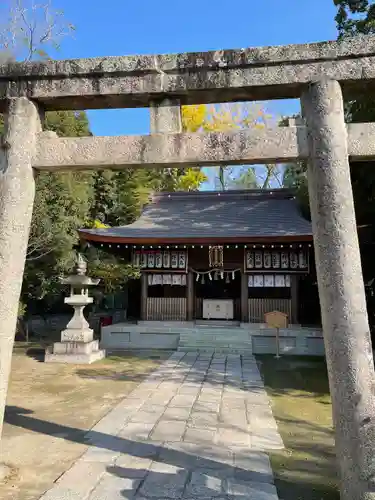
[47,0,338,187]
[52,0,338,137]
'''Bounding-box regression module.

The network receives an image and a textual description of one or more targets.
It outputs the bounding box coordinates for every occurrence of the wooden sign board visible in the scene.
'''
[265,310,288,329]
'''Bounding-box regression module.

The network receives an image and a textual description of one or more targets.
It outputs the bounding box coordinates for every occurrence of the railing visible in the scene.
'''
[248,298,292,323]
[146,298,187,321]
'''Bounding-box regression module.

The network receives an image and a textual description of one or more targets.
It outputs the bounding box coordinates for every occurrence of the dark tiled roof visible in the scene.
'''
[80,189,312,243]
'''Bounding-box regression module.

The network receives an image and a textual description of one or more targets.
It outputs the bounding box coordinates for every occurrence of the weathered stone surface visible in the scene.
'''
[150,98,182,134]
[158,443,202,470]
[89,474,140,500]
[189,411,219,427]
[128,409,162,424]
[251,432,284,451]
[0,97,40,439]
[233,449,274,483]
[39,461,106,500]
[147,391,174,406]
[184,470,223,497]
[193,444,234,469]
[215,426,251,448]
[33,127,307,171]
[302,78,375,500]
[48,339,98,355]
[170,394,197,408]
[225,478,278,499]
[38,353,282,500]
[1,36,375,109]
[119,422,155,440]
[193,400,220,413]
[61,328,94,343]
[150,420,186,442]
[183,427,216,444]
[118,440,162,460]
[113,455,153,477]
[138,462,189,498]
[248,411,278,431]
[140,404,166,414]
[162,406,192,421]
[33,123,375,172]
[81,441,122,463]
[44,345,106,364]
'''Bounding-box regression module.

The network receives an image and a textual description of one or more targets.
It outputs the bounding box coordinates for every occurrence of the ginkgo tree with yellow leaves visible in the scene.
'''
[178,103,281,191]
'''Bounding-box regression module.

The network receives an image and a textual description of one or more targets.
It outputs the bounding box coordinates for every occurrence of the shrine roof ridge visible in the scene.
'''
[1,35,375,110]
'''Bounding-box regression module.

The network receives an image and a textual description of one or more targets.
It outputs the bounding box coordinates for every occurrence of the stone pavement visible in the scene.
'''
[40,352,283,500]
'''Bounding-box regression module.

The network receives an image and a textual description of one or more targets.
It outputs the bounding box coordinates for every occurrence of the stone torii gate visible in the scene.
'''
[1,37,375,499]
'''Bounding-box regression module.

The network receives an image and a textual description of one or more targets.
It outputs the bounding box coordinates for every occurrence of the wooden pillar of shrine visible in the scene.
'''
[140,273,148,321]
[187,271,194,322]
[290,275,299,324]
[241,271,249,323]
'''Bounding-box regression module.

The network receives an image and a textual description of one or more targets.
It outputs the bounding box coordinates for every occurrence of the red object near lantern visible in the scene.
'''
[100,316,112,327]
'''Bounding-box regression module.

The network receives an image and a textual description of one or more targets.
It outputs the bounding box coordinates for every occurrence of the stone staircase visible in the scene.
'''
[177,325,253,354]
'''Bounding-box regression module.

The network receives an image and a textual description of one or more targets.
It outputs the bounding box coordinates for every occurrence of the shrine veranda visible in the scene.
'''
[79,189,323,354]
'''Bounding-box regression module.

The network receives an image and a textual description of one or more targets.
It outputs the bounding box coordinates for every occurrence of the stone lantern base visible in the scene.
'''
[45,329,105,364]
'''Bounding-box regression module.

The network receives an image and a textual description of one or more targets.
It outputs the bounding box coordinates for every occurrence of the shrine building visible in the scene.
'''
[79,189,323,355]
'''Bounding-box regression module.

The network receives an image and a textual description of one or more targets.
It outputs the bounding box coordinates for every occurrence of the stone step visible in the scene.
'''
[177,327,254,354]
[179,337,252,342]
[178,334,252,339]
[177,346,253,354]
[179,336,252,343]
[179,342,252,347]
[194,320,241,327]
[179,331,251,338]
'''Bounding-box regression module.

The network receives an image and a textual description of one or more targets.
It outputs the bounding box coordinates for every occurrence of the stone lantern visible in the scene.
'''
[45,253,105,364]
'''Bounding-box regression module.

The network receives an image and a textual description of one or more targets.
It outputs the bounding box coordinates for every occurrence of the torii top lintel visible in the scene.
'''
[0,36,374,111]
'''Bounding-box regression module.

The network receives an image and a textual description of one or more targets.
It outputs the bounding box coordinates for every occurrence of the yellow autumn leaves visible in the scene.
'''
[178,103,274,190]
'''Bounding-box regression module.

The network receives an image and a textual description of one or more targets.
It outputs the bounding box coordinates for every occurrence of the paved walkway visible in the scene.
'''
[40,352,283,500]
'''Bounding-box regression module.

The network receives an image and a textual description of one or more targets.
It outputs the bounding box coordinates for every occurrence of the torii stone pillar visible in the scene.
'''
[302,79,375,500]
[150,98,182,134]
[0,98,40,439]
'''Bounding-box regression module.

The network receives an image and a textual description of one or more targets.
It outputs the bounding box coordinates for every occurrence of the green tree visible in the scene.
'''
[0,2,91,311]
[90,170,117,224]
[112,169,154,225]
[226,166,259,190]
[278,115,310,218]
[333,0,375,227]
[21,112,94,310]
[282,163,306,189]
[0,0,87,449]
[334,0,375,37]
[45,111,90,137]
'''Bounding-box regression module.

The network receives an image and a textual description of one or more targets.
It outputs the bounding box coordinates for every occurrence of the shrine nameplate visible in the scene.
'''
[265,310,288,329]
